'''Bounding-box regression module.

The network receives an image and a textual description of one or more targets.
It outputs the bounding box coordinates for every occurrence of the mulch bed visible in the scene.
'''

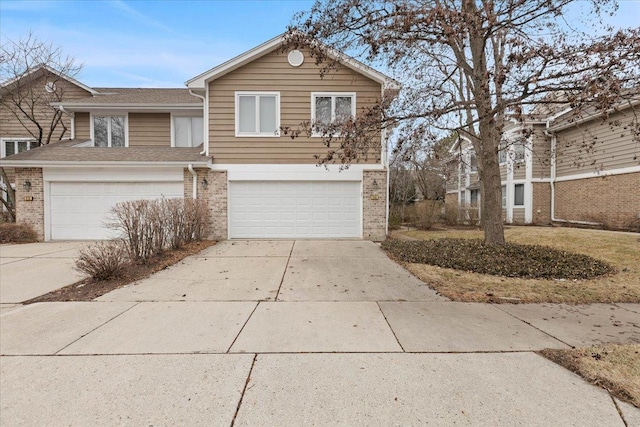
[24,240,216,304]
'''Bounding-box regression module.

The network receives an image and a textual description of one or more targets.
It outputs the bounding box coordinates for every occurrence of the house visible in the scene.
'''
[446,98,640,230]
[0,34,398,241]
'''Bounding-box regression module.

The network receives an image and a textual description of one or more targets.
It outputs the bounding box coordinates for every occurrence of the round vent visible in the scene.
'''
[45,81,56,93]
[287,50,304,67]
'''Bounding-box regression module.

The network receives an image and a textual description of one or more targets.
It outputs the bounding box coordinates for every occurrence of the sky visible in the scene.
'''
[1,0,639,88]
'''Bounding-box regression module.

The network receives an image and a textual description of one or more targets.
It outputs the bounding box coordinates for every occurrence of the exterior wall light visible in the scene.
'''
[23,180,32,191]
[371,179,379,189]
[202,178,208,188]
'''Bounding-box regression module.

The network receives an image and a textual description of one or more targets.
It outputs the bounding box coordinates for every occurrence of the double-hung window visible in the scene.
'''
[498,142,507,164]
[235,92,280,137]
[93,115,126,147]
[174,116,204,147]
[311,93,356,132]
[501,185,507,208]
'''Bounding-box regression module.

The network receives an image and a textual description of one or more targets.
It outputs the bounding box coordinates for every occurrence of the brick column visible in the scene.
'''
[15,168,44,240]
[363,169,387,241]
[183,168,228,240]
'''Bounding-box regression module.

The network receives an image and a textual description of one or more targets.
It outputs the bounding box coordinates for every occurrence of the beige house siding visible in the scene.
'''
[208,49,382,164]
[554,172,640,230]
[512,208,526,223]
[0,73,92,142]
[74,112,90,140]
[555,109,639,177]
[531,127,551,179]
[129,113,171,147]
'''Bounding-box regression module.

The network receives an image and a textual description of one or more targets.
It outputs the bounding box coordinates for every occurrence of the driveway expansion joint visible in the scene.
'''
[226,302,260,353]
[492,304,574,348]
[274,241,295,301]
[53,302,141,355]
[376,301,406,352]
[231,353,257,427]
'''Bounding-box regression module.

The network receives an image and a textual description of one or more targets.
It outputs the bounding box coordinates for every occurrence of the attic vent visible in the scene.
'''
[287,50,304,67]
[45,82,56,93]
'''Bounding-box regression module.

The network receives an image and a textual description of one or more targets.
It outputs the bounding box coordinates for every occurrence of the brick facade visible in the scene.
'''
[363,169,387,241]
[183,168,228,240]
[532,183,551,225]
[554,172,640,230]
[14,168,44,240]
[444,193,458,206]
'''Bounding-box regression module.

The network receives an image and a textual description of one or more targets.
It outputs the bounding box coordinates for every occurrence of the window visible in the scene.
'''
[93,116,126,147]
[311,93,355,131]
[513,139,525,162]
[2,139,35,157]
[235,92,279,136]
[470,189,479,206]
[514,183,525,206]
[498,142,507,164]
[174,116,204,147]
[501,185,507,208]
[460,190,466,205]
[469,153,478,172]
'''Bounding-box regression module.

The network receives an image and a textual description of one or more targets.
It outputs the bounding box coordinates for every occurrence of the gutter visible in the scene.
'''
[544,120,602,227]
[187,163,197,199]
[0,160,212,168]
[189,89,209,156]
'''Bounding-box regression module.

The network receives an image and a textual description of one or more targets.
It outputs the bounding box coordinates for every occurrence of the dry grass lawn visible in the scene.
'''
[397,226,640,304]
[540,344,640,408]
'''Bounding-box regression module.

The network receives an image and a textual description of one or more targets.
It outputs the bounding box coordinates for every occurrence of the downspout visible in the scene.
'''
[544,120,602,226]
[189,89,208,156]
[58,105,74,140]
[187,164,197,199]
[384,128,390,237]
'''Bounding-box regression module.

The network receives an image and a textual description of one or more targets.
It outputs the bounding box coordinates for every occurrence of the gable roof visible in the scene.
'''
[0,64,99,95]
[186,33,400,90]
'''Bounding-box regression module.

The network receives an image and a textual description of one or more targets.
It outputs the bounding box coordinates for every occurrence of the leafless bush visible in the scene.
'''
[412,200,443,230]
[0,222,38,243]
[442,203,460,226]
[74,240,128,281]
[109,198,209,262]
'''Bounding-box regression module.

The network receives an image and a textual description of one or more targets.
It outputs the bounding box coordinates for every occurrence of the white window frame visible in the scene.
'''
[310,92,356,136]
[501,185,507,208]
[90,113,129,147]
[1,138,36,158]
[171,114,204,147]
[234,92,280,137]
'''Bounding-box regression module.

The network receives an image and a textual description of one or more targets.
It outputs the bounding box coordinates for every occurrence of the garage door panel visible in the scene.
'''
[49,181,183,240]
[229,181,361,239]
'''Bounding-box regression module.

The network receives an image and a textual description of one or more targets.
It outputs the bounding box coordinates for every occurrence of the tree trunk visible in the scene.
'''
[0,167,16,222]
[477,133,506,245]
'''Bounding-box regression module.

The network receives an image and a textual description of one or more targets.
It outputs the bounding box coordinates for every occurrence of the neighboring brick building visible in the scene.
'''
[447,101,639,230]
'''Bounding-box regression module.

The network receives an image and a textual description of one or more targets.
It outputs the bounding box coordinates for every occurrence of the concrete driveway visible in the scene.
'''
[0,241,87,304]
[1,240,639,426]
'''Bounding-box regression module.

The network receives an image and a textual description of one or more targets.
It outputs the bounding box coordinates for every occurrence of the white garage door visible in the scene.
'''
[229,181,361,238]
[49,181,183,240]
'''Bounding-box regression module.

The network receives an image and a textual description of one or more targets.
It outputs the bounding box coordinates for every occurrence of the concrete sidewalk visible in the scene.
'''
[1,240,638,425]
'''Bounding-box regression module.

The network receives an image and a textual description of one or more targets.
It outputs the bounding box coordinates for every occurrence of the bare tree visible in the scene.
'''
[0,32,82,220]
[286,0,640,244]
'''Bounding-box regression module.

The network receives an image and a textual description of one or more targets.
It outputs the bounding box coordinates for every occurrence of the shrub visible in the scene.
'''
[0,223,38,243]
[442,203,459,226]
[74,240,129,281]
[412,200,442,230]
[382,238,615,280]
[108,198,209,262]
